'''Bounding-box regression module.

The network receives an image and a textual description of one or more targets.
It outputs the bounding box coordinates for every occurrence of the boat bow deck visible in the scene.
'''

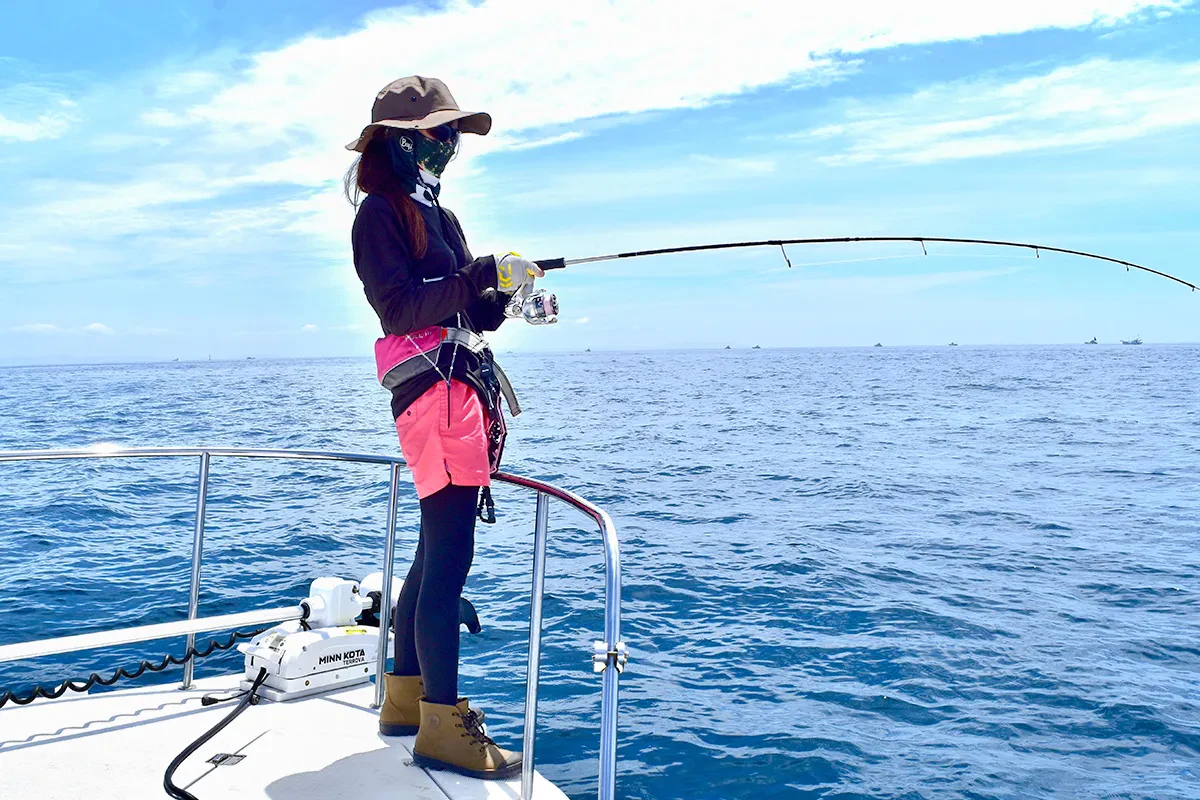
[0,448,620,799]
[0,673,566,800]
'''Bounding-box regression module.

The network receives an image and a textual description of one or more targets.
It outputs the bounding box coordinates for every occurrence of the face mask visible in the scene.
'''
[389,129,458,182]
[414,129,458,177]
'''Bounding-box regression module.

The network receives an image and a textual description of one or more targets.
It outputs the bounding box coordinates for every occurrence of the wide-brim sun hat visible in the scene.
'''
[345,75,492,152]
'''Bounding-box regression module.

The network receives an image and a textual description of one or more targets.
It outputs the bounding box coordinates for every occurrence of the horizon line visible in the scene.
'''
[2,341,1197,369]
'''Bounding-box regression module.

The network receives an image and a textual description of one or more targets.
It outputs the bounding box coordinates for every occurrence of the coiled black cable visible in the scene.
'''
[0,627,270,709]
[163,666,269,800]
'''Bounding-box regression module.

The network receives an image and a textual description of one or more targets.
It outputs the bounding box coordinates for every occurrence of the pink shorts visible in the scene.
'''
[396,379,491,499]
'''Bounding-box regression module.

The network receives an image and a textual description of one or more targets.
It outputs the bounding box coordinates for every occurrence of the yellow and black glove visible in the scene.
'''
[494,253,543,294]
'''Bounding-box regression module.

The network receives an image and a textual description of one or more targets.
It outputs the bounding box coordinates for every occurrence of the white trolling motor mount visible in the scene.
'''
[237,572,401,702]
[236,572,482,703]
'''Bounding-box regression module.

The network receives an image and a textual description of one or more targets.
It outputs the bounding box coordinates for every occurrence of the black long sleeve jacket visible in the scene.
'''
[352,192,508,416]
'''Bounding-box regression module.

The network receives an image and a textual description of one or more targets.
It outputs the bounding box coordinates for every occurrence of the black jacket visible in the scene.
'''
[351,192,508,416]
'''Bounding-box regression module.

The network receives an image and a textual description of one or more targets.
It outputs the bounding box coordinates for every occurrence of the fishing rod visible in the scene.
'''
[532,236,1198,292]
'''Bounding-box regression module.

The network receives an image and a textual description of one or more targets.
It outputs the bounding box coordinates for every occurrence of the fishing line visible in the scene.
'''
[920,253,1039,260]
[533,236,1198,292]
[788,254,917,268]
[784,252,1037,269]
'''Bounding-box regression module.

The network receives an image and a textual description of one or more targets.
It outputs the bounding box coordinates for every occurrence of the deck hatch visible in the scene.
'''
[206,753,246,766]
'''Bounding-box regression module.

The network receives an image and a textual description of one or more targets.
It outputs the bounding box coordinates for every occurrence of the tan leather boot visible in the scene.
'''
[413,698,523,780]
[378,674,424,736]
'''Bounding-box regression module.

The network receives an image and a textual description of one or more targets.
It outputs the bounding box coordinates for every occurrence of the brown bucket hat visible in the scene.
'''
[345,76,492,152]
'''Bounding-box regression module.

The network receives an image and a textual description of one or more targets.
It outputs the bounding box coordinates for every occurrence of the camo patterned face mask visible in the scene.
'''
[389,128,459,182]
[418,123,460,173]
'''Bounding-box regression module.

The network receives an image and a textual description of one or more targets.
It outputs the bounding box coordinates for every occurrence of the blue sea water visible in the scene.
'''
[1,346,1198,799]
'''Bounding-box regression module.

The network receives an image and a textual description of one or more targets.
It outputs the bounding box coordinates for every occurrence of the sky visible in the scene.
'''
[1,0,1198,364]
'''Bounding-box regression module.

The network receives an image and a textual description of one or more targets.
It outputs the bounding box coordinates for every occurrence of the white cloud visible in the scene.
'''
[234,322,367,336]
[45,177,217,222]
[0,111,67,142]
[293,323,372,335]
[115,0,1179,215]
[491,156,791,210]
[691,155,777,175]
[502,131,586,151]
[0,102,76,143]
[188,0,1178,151]
[0,0,1186,291]
[152,70,222,98]
[11,323,66,334]
[804,58,1200,165]
[573,317,591,324]
[10,322,119,335]
[0,83,79,142]
[141,109,189,128]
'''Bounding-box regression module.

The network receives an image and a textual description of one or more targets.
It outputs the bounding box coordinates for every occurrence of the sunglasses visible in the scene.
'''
[424,123,460,143]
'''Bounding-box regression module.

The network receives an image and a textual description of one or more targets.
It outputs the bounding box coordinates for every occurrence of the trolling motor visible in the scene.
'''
[237,572,480,702]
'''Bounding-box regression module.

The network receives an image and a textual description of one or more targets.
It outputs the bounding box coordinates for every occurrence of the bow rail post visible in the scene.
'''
[520,491,551,799]
[596,504,623,800]
[372,462,402,709]
[181,451,211,689]
[0,448,624,799]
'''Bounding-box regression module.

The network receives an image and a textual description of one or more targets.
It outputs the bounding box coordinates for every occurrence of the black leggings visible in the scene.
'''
[392,483,478,705]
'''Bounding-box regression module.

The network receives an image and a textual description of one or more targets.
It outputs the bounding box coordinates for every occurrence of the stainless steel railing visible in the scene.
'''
[0,446,623,800]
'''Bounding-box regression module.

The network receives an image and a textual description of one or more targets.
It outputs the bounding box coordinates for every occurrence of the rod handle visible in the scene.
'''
[533,257,566,271]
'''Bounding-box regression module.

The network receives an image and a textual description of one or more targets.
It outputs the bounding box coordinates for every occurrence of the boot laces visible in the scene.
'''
[460,707,496,748]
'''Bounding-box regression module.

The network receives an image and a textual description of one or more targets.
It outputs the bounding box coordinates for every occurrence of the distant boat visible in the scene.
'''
[585,348,591,352]
[948,342,959,347]
[874,343,883,347]
[724,345,732,350]
[1085,337,1098,345]
[1121,336,1143,345]
[752,345,761,350]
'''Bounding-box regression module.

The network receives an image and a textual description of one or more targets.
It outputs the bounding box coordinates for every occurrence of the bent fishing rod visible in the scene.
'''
[534,236,1198,292]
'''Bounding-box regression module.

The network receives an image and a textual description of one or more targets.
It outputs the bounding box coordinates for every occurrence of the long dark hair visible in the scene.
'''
[344,132,428,258]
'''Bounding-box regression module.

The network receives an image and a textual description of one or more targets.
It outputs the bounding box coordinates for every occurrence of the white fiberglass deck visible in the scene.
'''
[0,673,566,800]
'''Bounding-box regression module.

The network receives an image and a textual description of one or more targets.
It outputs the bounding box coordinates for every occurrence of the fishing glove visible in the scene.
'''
[495,253,543,294]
